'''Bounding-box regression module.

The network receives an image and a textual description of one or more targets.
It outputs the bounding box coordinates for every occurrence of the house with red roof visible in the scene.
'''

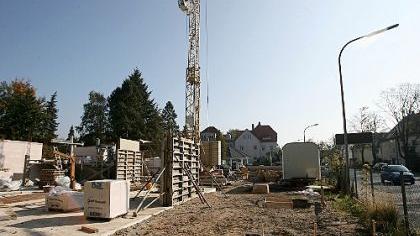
[233,122,279,163]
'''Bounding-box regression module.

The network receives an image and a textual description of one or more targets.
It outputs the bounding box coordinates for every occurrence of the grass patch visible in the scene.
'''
[332,194,410,235]
[333,195,365,217]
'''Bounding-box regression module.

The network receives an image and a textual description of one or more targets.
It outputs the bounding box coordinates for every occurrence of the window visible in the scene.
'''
[262,145,265,151]
[254,145,257,150]
[240,146,244,151]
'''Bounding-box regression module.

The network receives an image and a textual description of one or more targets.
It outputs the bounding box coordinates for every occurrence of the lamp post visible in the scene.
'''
[338,24,398,194]
[303,123,319,142]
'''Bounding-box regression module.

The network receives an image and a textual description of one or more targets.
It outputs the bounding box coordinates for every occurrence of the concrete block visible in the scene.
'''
[46,191,84,212]
[252,184,269,194]
[84,180,129,219]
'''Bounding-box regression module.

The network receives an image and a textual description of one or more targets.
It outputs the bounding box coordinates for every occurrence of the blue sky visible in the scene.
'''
[1,1,419,146]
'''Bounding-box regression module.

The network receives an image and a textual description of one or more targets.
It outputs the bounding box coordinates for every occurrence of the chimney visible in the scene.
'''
[252,124,255,130]
[258,121,261,126]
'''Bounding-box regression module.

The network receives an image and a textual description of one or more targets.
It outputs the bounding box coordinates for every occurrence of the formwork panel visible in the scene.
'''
[161,136,200,206]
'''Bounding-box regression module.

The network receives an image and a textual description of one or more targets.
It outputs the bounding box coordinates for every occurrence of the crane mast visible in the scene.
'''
[179,0,201,143]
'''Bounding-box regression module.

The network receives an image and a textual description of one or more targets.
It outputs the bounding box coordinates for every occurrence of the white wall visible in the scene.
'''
[378,136,420,164]
[351,145,374,164]
[379,140,397,162]
[260,142,278,156]
[0,140,43,179]
[234,130,261,161]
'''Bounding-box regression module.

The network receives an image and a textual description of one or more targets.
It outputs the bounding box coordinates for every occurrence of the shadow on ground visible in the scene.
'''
[9,196,161,230]
[10,215,88,229]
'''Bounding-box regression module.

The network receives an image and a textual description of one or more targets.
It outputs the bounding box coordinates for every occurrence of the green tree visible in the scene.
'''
[227,129,241,140]
[42,91,59,142]
[67,125,75,141]
[0,80,46,142]
[108,69,163,154]
[319,140,344,189]
[162,101,179,135]
[77,91,109,145]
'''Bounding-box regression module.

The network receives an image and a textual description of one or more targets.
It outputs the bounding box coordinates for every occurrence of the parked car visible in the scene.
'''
[380,165,415,185]
[372,162,388,172]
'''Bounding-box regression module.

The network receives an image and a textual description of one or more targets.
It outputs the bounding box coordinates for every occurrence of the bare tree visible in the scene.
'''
[350,106,385,133]
[350,106,385,163]
[379,83,420,161]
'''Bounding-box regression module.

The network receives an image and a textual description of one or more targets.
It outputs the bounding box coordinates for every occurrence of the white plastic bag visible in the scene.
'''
[55,176,71,188]
[7,180,21,191]
[48,186,71,196]
[0,177,11,189]
[0,177,21,191]
[74,182,82,190]
[25,180,34,187]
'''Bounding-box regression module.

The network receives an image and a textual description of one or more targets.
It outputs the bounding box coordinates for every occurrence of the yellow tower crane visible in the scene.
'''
[178,0,201,143]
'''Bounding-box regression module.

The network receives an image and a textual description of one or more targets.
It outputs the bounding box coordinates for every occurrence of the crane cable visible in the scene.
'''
[205,0,210,126]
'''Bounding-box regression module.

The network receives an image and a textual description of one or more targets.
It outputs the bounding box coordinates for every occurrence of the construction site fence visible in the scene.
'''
[351,167,420,234]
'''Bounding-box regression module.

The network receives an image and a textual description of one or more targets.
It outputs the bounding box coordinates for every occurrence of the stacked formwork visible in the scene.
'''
[161,136,200,206]
[115,138,143,184]
[115,149,142,183]
[200,141,221,168]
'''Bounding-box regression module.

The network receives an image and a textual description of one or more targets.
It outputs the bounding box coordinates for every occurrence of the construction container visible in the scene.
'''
[282,142,320,180]
[84,180,129,219]
[200,141,221,168]
[46,191,84,212]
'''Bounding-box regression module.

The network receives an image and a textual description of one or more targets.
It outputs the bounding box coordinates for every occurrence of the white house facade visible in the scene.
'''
[235,130,261,161]
[233,122,279,163]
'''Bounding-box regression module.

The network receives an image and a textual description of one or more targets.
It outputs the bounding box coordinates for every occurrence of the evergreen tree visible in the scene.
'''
[162,101,179,135]
[67,125,75,141]
[108,69,163,154]
[42,91,59,142]
[77,91,109,145]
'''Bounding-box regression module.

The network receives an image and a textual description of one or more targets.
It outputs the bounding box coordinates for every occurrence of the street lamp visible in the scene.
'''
[338,24,398,194]
[303,123,319,142]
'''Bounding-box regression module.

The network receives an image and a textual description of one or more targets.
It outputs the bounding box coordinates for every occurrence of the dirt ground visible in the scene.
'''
[114,183,364,236]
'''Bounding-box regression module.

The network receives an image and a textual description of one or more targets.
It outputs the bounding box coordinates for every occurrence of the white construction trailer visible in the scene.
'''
[282,142,321,180]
